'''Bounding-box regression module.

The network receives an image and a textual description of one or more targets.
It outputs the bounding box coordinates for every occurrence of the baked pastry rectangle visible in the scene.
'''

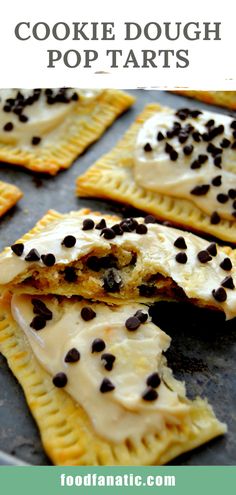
[0,180,23,217]
[171,91,236,110]
[0,89,135,175]
[76,103,236,243]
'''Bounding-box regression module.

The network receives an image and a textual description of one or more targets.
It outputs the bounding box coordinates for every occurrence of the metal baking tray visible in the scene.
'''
[0,90,235,466]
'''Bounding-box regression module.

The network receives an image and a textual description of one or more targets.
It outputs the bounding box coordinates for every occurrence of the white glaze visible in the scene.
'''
[11,294,189,443]
[134,109,236,220]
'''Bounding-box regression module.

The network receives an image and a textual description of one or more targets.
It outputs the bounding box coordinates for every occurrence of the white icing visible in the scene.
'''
[0,213,236,318]
[0,89,103,147]
[134,109,236,220]
[11,294,189,443]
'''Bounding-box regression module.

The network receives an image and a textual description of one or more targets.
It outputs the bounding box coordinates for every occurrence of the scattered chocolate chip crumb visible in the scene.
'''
[174,236,187,250]
[81,306,96,321]
[221,276,235,290]
[64,348,80,363]
[146,372,161,389]
[92,338,106,353]
[25,248,40,262]
[220,258,232,271]
[212,287,227,302]
[82,218,95,230]
[100,378,115,393]
[52,372,68,388]
[142,387,158,401]
[11,243,24,256]
[61,235,76,248]
[197,250,212,263]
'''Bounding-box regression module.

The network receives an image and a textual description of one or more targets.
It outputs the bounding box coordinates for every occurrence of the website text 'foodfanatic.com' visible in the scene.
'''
[60,473,176,488]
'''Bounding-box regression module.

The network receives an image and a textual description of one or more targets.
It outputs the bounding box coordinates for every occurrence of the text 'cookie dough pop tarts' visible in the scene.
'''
[0,209,236,319]
[0,88,134,175]
[76,104,236,243]
[0,293,226,465]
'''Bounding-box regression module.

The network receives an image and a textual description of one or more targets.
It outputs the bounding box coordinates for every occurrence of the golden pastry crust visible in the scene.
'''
[76,104,236,243]
[0,180,23,217]
[0,293,226,466]
[171,91,236,110]
[0,90,135,175]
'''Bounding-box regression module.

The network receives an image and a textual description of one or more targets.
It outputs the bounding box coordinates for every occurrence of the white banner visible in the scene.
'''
[0,0,235,88]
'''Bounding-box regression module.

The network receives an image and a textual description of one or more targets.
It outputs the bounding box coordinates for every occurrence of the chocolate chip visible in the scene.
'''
[11,243,24,256]
[144,143,152,152]
[220,258,232,271]
[146,372,161,388]
[212,175,222,187]
[71,92,79,101]
[190,160,201,170]
[64,266,77,282]
[212,287,227,302]
[220,138,230,148]
[92,338,106,353]
[230,120,236,129]
[25,248,40,262]
[233,200,236,210]
[205,119,215,128]
[157,131,165,141]
[136,224,148,235]
[61,235,76,248]
[192,131,201,142]
[111,224,123,236]
[190,185,210,196]
[52,372,68,388]
[3,122,13,131]
[101,353,116,371]
[190,109,202,118]
[81,306,96,321]
[30,315,46,331]
[207,243,217,257]
[170,150,178,161]
[144,215,156,224]
[228,189,236,199]
[202,132,211,142]
[32,298,52,320]
[197,250,212,263]
[134,310,148,323]
[86,256,101,272]
[100,378,115,393]
[82,218,95,230]
[64,348,80,363]
[41,253,56,267]
[142,387,158,401]
[210,211,221,224]
[231,141,236,149]
[3,105,11,112]
[182,144,193,156]
[120,218,138,232]
[138,285,157,297]
[198,154,208,165]
[175,108,189,120]
[103,268,122,293]
[100,254,118,269]
[95,219,106,230]
[32,136,41,145]
[217,193,228,204]
[174,236,187,249]
[233,130,236,139]
[178,132,188,144]
[125,316,141,331]
[175,252,187,264]
[165,142,173,154]
[100,228,116,240]
[221,276,235,290]
[214,155,222,168]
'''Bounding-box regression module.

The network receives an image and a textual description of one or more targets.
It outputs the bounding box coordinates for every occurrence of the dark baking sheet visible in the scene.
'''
[0,90,235,466]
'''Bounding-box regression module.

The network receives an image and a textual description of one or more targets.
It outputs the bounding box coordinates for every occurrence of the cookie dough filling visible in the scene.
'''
[134,108,236,222]
[0,88,102,147]
[10,294,197,442]
[1,211,236,318]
